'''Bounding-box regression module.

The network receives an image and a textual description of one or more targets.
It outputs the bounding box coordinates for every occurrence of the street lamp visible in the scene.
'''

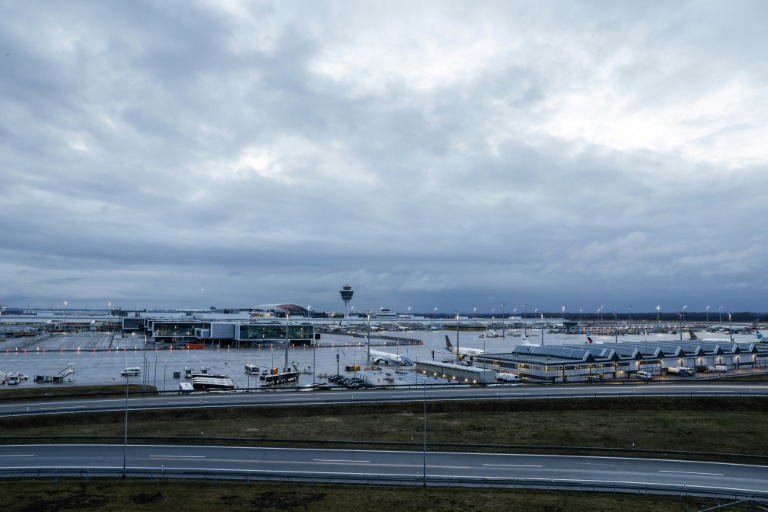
[501,303,506,338]
[656,305,661,324]
[683,305,687,329]
[719,306,723,327]
[366,312,372,366]
[628,305,632,334]
[309,306,315,388]
[706,305,710,326]
[283,312,290,370]
[522,304,527,336]
[422,370,427,488]
[123,371,131,479]
[455,311,460,365]
[729,313,733,343]
[540,312,545,346]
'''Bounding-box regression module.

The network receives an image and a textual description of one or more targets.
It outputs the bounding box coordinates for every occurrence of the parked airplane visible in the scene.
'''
[479,329,501,338]
[444,335,485,357]
[714,320,760,333]
[757,330,765,342]
[365,336,414,366]
[689,330,735,343]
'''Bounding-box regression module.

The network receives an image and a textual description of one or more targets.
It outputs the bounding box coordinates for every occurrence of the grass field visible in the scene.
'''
[2,395,768,461]
[0,480,717,512]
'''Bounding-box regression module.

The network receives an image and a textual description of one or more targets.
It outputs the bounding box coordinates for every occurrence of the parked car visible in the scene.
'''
[121,367,141,376]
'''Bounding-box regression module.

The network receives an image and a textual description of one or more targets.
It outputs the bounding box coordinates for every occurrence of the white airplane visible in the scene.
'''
[689,330,736,343]
[479,329,501,338]
[365,336,414,366]
[713,319,760,333]
[444,335,485,359]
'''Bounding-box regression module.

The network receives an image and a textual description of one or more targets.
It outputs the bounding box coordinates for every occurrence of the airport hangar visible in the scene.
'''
[470,342,768,383]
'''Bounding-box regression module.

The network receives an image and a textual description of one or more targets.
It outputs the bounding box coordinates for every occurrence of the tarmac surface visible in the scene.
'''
[0,328,761,392]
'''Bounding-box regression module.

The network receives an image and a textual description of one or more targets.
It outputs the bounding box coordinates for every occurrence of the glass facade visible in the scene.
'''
[238,323,314,343]
[152,322,200,338]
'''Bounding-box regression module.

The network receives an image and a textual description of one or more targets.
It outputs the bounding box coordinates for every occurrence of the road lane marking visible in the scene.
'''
[659,470,723,476]
[482,464,542,468]
[314,459,370,463]
[150,455,206,459]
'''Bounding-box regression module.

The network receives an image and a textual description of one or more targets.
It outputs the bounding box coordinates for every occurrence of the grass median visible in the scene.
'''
[2,395,768,462]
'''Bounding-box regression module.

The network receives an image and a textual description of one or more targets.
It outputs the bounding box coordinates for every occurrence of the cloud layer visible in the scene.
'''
[1,0,767,314]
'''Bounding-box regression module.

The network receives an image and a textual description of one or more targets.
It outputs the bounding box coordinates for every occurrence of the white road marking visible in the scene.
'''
[150,455,206,459]
[482,464,542,467]
[313,459,370,463]
[659,470,723,476]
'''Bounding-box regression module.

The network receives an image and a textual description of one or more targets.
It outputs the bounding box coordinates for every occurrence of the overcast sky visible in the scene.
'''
[1,0,766,315]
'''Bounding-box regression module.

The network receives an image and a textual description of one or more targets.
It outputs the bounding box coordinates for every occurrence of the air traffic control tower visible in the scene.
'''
[340,284,354,318]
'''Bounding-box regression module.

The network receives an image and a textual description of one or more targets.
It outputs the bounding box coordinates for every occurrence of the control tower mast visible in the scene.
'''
[339,285,354,319]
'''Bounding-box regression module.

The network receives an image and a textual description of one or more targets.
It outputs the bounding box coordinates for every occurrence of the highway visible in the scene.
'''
[0,444,767,497]
[2,382,768,417]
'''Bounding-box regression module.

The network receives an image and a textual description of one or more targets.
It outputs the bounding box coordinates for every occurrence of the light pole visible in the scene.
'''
[367,312,372,366]
[309,306,316,387]
[283,312,289,370]
[501,303,506,338]
[540,312,545,346]
[706,305,710,326]
[614,311,618,342]
[656,305,661,324]
[628,305,632,334]
[522,304,527,336]
[455,311,460,365]
[423,370,427,488]
[719,306,723,328]
[683,305,687,330]
[729,313,733,343]
[123,372,130,479]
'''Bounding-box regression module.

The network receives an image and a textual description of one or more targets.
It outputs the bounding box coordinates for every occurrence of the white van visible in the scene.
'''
[121,367,141,376]
[636,371,653,380]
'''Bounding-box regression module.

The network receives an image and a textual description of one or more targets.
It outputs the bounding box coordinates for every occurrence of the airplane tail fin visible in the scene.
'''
[757,330,764,341]
[750,320,760,330]
[585,332,593,344]
[689,329,698,341]
[445,335,455,352]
